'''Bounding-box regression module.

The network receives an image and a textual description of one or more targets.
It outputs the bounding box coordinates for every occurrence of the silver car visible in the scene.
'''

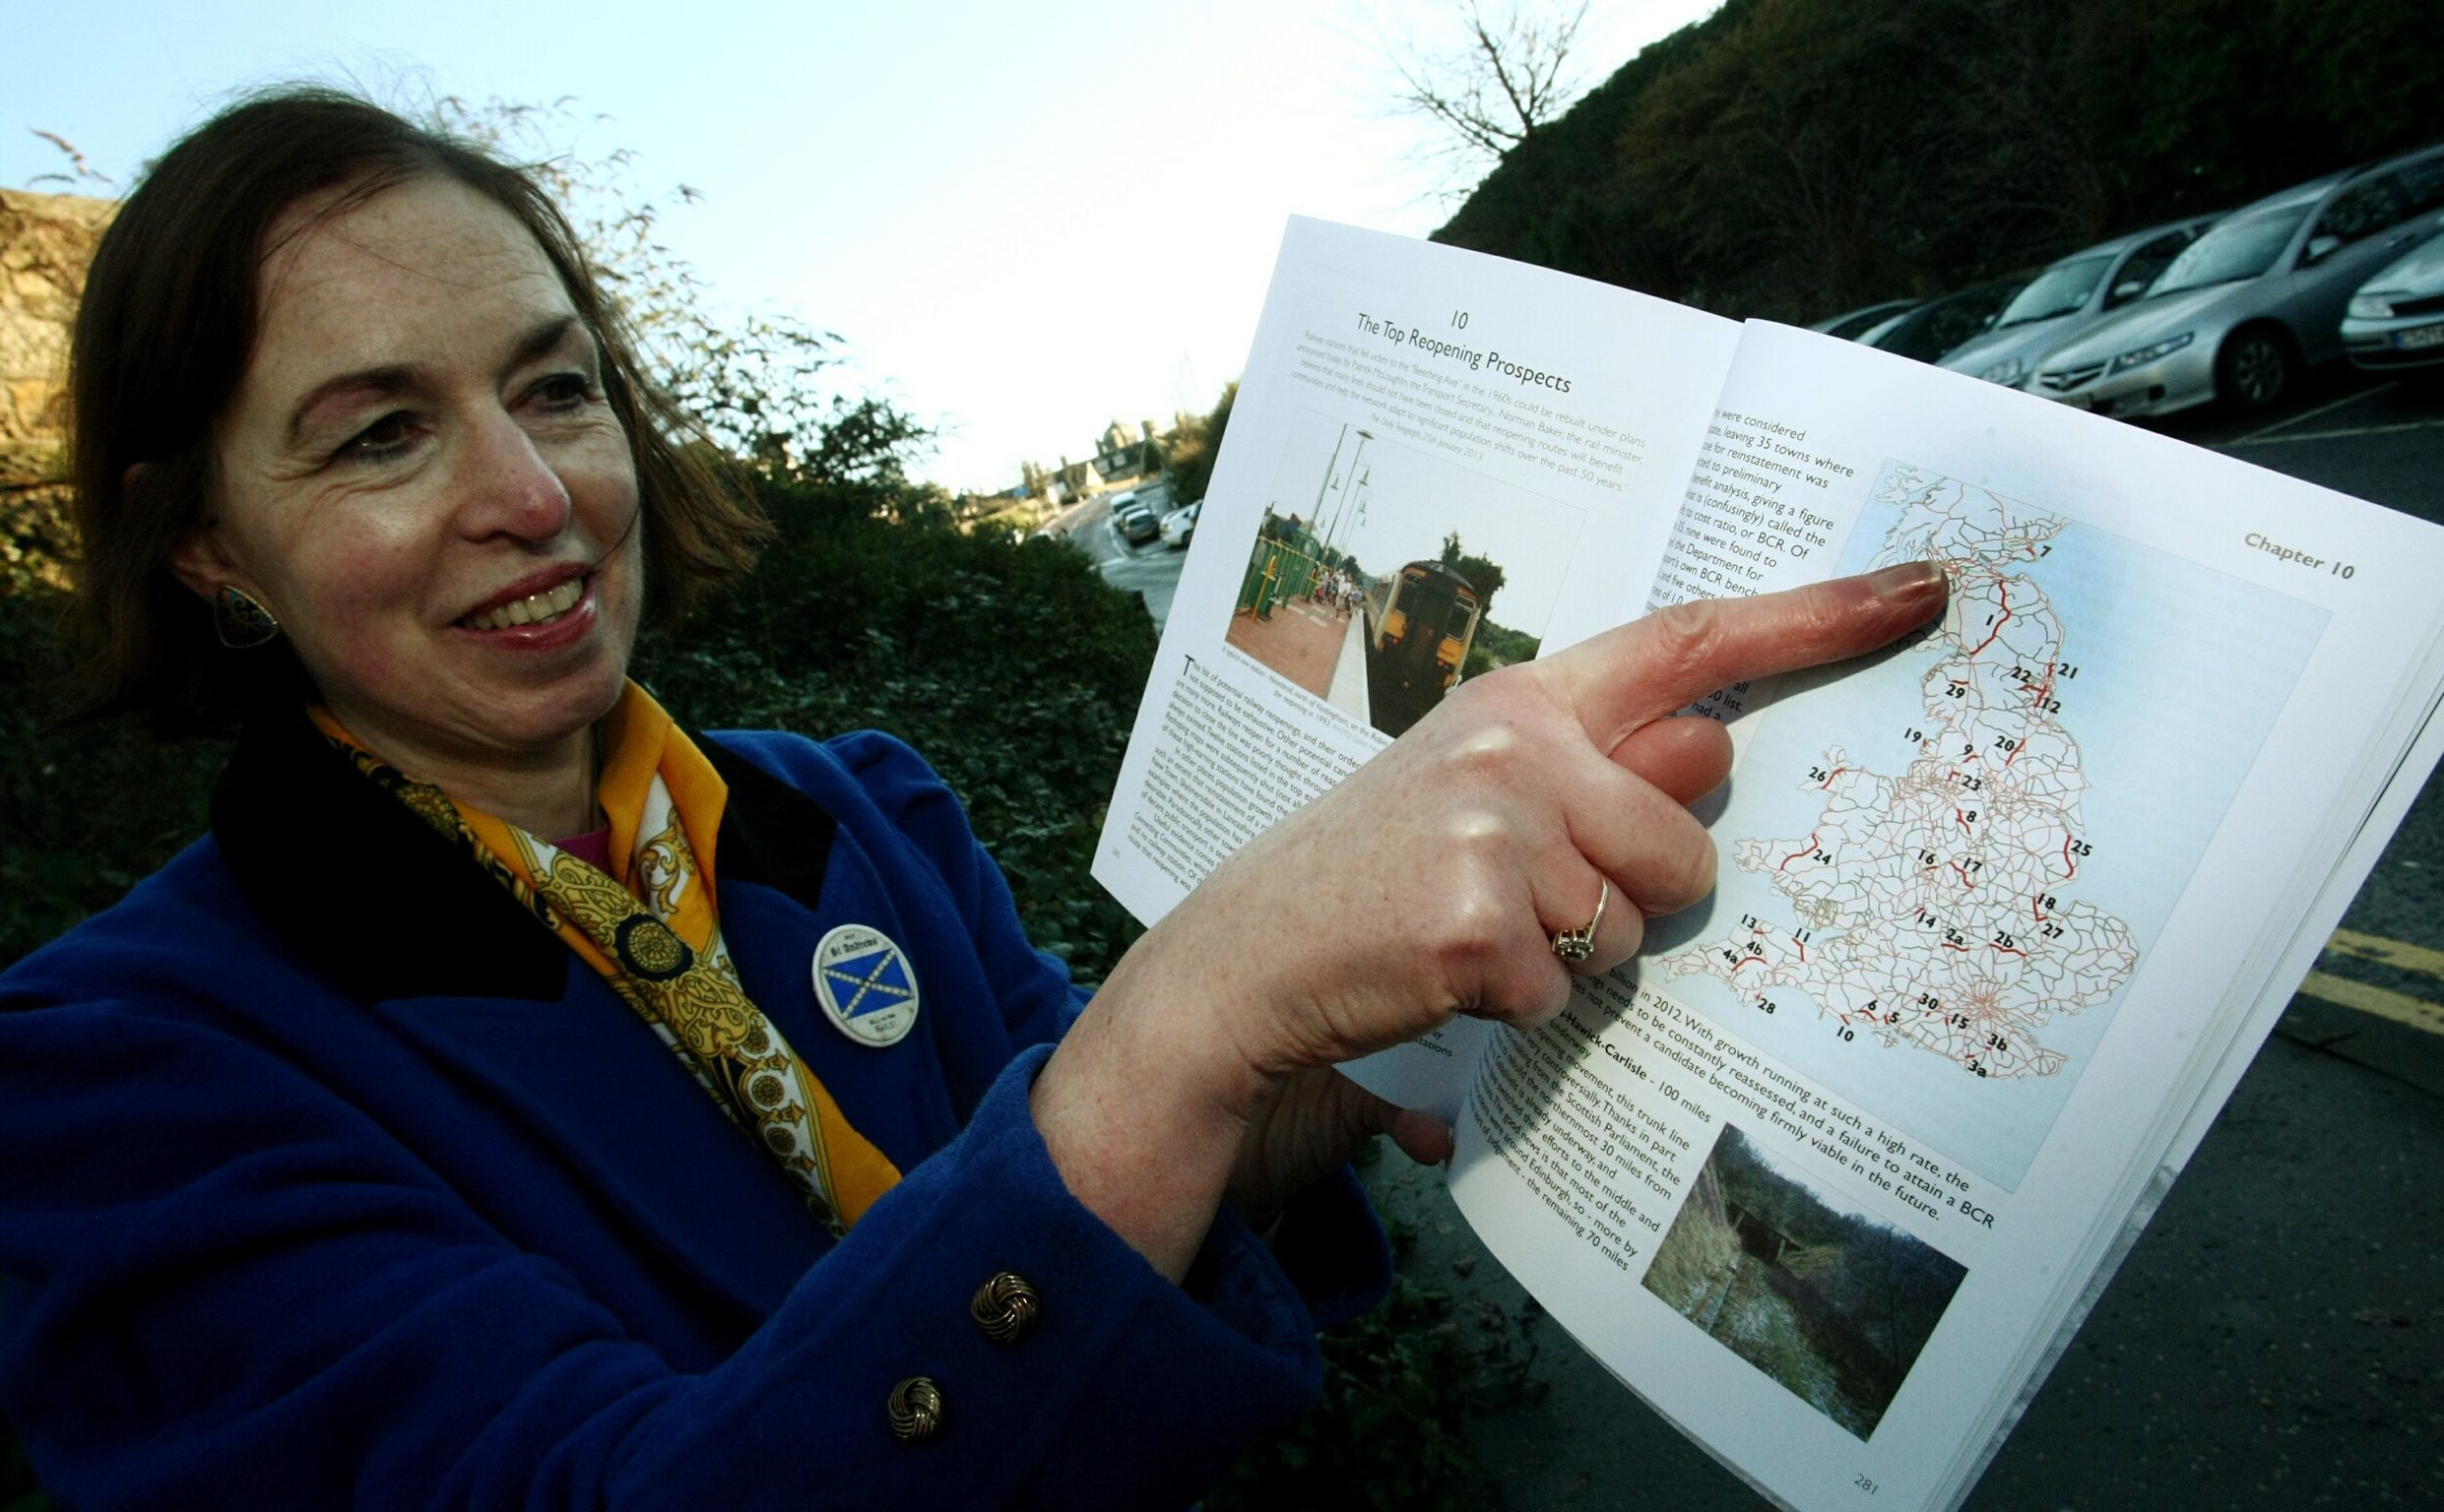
[2341,230,2444,370]
[1809,297,1920,341]
[1939,214,2219,388]
[2031,144,2444,416]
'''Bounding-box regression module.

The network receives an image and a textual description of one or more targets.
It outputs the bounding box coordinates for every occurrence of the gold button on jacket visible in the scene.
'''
[969,1271,1042,1346]
[887,1376,944,1443]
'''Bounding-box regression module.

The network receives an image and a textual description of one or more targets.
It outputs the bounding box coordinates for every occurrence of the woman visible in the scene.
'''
[0,91,1944,1509]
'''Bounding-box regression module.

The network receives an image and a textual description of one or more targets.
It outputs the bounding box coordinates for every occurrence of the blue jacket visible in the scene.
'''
[0,716,1387,1510]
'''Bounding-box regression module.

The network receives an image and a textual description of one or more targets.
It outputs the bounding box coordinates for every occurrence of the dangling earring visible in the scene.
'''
[213,585,281,649]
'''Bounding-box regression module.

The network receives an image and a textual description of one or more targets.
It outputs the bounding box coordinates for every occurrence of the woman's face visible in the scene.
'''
[179,174,644,774]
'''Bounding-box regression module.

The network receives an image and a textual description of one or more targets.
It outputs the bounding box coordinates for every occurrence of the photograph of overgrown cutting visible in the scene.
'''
[1642,1124,1968,1438]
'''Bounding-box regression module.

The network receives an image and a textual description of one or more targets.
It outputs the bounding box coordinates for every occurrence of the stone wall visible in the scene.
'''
[0,189,112,482]
[0,189,110,590]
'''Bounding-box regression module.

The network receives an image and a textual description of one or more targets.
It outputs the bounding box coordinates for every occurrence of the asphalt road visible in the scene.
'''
[1039,484,1192,629]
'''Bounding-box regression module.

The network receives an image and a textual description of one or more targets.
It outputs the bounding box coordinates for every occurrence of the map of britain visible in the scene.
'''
[1658,464,2138,1082]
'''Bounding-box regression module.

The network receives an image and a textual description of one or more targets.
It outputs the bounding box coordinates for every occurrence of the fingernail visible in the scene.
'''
[1866,560,1945,597]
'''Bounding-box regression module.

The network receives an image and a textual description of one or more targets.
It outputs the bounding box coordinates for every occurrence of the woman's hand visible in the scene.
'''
[1032,563,1948,1277]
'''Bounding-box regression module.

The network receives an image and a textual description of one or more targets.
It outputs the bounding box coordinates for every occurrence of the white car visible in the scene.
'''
[2030,144,2444,417]
[1159,499,1201,548]
[2341,230,2444,370]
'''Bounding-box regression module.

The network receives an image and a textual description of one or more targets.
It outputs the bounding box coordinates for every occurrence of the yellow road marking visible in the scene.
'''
[2286,929,2444,1040]
[2327,927,2444,979]
[2296,971,2444,1038]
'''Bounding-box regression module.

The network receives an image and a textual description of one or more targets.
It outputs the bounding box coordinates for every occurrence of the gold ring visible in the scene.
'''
[1550,877,1609,963]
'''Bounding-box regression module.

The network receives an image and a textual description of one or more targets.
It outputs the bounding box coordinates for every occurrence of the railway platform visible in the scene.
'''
[1225,597,1353,700]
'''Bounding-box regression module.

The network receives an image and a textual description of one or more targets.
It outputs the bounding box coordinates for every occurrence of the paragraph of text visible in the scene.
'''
[1126,656,1359,893]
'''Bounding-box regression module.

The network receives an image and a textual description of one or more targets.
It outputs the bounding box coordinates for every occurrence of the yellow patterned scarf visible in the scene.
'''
[309,686,901,1235]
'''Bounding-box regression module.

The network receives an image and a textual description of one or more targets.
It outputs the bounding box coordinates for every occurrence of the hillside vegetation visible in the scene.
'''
[1436,0,2441,322]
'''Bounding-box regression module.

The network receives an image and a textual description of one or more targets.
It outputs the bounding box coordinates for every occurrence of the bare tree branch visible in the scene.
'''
[1382,0,1591,198]
[23,129,116,190]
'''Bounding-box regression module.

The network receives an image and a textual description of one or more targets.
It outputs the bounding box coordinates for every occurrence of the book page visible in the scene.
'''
[1445,321,2444,1512]
[1091,218,1740,1119]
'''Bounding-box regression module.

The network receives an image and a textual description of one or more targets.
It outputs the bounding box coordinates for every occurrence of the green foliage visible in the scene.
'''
[1436,531,1509,624]
[1462,619,1541,680]
[0,589,226,972]
[1204,1209,1544,1512]
[0,489,77,597]
[1436,0,2444,322]
[669,314,936,491]
[0,1418,50,1512]
[1162,382,1237,513]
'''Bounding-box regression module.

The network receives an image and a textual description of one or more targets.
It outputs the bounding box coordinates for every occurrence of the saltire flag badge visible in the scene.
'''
[812,923,921,1047]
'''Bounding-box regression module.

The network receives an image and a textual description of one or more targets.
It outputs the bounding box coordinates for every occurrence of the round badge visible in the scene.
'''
[614,914,693,981]
[811,922,921,1047]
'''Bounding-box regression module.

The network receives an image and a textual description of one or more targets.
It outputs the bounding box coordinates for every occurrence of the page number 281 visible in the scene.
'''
[1854,1474,1879,1495]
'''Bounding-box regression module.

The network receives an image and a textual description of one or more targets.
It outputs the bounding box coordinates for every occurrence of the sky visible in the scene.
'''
[3,0,1720,493]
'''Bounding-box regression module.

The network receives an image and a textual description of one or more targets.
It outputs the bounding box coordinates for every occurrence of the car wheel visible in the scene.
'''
[2216,328,2295,410]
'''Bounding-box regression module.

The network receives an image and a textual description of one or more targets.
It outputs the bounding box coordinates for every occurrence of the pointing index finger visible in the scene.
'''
[1559,562,1949,754]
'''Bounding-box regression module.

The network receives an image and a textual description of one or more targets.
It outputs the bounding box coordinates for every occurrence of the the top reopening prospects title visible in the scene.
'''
[1355,310,1573,395]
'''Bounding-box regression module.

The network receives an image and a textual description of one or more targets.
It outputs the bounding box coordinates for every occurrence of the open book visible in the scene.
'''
[1090,219,2444,1512]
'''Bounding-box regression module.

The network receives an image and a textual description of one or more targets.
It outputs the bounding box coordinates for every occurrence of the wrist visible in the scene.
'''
[1028,939,1276,1280]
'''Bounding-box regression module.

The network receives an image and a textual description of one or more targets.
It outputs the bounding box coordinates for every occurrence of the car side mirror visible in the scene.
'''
[2303,234,2342,266]
[2108,279,2147,307]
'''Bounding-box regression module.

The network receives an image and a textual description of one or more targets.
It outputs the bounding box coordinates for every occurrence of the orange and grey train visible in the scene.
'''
[1369,560,1483,736]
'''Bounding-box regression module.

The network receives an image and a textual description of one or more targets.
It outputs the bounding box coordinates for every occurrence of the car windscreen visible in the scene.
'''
[1823,301,1912,339]
[1994,256,2112,325]
[2152,206,2311,293]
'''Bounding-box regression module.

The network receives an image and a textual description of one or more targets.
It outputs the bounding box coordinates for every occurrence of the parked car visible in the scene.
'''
[2031,144,2444,415]
[1809,297,1921,341]
[1112,496,1161,545]
[1860,276,2036,364]
[1939,214,2221,387]
[1159,499,1201,548]
[2340,229,2444,370]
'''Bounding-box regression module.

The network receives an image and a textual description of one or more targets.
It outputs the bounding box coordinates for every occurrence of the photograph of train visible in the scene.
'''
[1224,406,1585,738]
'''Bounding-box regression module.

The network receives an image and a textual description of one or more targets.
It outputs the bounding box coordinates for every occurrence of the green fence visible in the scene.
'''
[1235,523,1329,620]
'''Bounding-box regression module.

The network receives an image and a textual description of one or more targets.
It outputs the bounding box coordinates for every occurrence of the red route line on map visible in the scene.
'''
[1779,833,1823,871]
[1966,574,2014,659]
[2025,659,2058,708]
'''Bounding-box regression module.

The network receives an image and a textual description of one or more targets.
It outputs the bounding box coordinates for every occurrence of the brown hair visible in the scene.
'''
[66,86,768,732]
